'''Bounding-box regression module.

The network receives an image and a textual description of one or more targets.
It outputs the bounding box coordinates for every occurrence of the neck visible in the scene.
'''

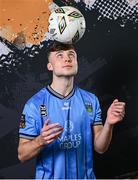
[50,76,74,97]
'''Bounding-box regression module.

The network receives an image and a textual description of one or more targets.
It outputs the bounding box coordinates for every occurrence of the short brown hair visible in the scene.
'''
[47,41,76,58]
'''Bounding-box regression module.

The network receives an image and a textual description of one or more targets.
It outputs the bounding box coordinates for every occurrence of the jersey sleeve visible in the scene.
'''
[19,101,40,139]
[93,96,103,126]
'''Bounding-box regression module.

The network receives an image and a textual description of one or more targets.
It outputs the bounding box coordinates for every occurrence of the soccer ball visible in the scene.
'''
[48,6,86,44]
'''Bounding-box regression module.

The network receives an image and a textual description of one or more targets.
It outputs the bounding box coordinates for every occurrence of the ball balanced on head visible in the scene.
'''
[48,6,86,44]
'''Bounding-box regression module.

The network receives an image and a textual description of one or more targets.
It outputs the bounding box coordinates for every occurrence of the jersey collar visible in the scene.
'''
[46,85,75,100]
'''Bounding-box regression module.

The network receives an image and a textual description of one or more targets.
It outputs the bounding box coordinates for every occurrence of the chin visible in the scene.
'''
[56,70,78,77]
[64,71,77,76]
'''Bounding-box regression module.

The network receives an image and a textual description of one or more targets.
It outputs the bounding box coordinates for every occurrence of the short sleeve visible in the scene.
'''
[93,96,103,126]
[19,101,41,139]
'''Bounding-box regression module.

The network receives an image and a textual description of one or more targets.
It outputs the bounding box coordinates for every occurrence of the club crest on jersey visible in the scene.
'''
[19,114,26,128]
[40,105,47,116]
[85,103,93,113]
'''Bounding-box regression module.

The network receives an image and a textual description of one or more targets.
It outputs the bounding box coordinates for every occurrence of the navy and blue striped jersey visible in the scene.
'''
[19,85,102,179]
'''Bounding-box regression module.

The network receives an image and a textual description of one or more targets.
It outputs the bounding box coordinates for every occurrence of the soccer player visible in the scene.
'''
[18,41,125,179]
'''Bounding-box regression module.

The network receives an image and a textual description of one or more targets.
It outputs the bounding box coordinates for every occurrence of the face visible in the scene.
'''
[47,49,78,77]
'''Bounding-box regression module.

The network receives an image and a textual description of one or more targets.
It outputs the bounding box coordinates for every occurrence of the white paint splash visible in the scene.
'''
[74,0,138,25]
[74,0,96,8]
[126,0,138,7]
[0,42,12,56]
[82,0,96,7]
[48,2,59,12]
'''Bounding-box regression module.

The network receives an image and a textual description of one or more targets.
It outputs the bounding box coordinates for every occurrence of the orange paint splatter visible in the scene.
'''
[0,0,53,45]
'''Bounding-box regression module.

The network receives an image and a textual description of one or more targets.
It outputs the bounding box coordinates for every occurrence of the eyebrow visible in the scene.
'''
[68,50,76,54]
[55,50,64,55]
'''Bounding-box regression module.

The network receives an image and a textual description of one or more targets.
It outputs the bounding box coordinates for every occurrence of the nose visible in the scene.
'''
[65,55,72,63]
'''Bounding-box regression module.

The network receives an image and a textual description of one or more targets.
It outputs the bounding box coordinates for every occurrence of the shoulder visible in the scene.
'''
[76,87,98,100]
[25,87,47,107]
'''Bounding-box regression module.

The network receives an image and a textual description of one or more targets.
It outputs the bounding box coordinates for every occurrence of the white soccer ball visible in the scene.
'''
[48,6,86,44]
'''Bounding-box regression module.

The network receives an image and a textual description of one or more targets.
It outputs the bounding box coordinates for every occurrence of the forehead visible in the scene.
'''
[53,49,76,54]
[49,49,77,57]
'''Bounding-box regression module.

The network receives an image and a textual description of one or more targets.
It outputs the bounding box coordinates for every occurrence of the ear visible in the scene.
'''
[47,62,53,71]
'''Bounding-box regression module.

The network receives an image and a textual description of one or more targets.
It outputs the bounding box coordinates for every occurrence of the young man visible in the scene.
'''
[18,41,125,179]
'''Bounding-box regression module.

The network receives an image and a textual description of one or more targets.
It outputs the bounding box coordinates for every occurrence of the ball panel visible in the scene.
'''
[72,30,80,43]
[58,16,67,34]
[54,7,66,14]
[67,11,83,18]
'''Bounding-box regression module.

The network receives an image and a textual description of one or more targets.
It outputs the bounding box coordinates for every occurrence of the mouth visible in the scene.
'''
[63,65,73,68]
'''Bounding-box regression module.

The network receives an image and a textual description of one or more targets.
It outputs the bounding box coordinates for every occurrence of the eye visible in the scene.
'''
[57,53,63,58]
[69,53,75,58]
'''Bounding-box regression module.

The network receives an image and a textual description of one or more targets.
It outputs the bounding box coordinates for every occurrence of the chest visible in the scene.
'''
[42,97,95,132]
[39,96,94,150]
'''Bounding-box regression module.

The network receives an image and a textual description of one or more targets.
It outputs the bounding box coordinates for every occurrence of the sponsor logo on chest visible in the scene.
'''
[62,102,71,110]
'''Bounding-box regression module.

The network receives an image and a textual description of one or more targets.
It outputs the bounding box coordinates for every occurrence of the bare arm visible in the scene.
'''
[93,99,125,154]
[18,119,63,162]
[18,136,43,162]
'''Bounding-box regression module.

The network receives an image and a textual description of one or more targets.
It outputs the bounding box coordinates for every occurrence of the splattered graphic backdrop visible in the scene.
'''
[0,0,138,178]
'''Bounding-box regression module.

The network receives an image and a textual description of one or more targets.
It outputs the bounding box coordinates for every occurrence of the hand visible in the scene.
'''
[106,99,125,125]
[38,119,63,146]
